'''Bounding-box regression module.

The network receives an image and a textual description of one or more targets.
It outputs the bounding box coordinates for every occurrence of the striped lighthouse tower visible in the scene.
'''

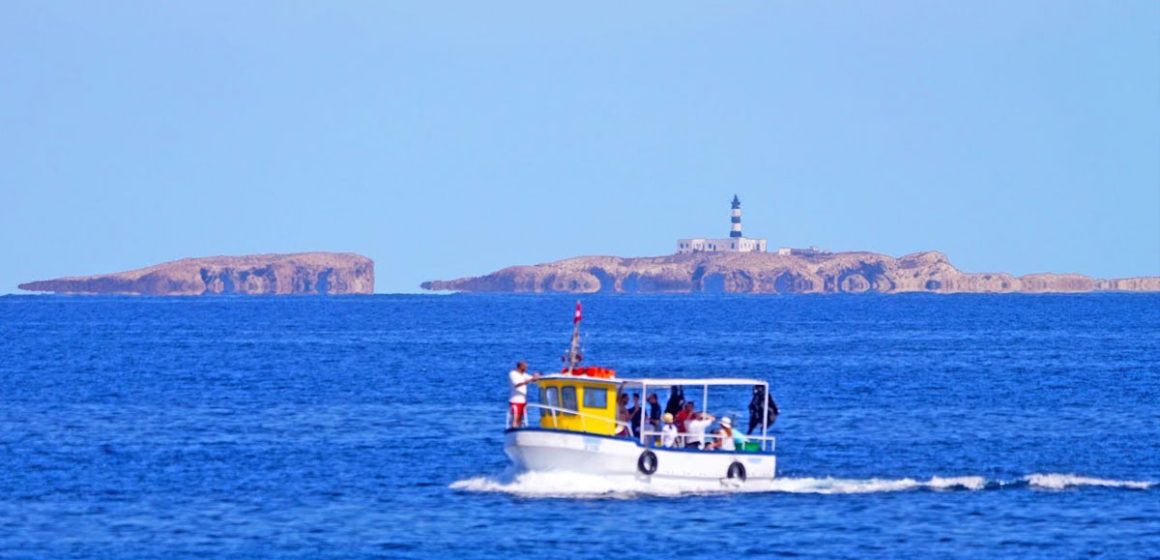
[729,194,743,238]
[675,194,766,253]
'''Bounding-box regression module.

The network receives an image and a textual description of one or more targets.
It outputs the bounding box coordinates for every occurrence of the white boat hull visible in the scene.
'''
[504,428,776,482]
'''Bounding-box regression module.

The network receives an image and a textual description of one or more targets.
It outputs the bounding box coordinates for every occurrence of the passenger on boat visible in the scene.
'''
[615,393,631,436]
[664,386,685,417]
[660,413,679,448]
[707,417,735,451]
[684,411,715,449]
[645,393,662,431]
[732,420,749,449]
[747,385,780,435]
[629,394,643,438]
[675,401,695,432]
[507,361,541,428]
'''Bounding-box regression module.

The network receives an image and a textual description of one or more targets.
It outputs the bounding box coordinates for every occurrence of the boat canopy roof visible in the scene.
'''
[538,374,767,387]
[621,377,767,387]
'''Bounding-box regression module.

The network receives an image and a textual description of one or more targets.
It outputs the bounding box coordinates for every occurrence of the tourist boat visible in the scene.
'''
[504,304,778,484]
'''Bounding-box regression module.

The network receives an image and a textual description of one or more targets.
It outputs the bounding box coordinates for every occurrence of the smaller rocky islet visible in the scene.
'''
[18,252,373,295]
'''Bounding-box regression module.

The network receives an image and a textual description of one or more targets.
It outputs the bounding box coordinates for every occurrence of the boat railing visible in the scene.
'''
[638,429,776,453]
[507,402,631,434]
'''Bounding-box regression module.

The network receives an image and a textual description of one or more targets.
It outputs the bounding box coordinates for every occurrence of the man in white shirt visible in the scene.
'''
[508,361,541,428]
[684,411,715,449]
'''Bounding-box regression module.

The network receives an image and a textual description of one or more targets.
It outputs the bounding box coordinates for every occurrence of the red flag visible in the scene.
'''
[573,301,582,324]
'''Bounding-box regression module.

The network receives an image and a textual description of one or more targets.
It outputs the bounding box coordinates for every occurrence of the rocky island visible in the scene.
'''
[19,252,374,296]
[421,251,1160,295]
[425,196,1159,295]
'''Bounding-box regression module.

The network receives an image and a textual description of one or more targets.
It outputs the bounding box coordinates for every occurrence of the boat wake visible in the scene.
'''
[450,471,1155,498]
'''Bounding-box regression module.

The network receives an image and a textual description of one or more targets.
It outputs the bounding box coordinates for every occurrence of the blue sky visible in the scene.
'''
[2,1,1157,293]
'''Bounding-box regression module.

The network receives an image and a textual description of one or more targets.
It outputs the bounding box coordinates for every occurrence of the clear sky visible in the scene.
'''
[2,1,1158,293]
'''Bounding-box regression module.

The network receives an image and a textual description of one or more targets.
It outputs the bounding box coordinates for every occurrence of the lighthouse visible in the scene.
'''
[676,195,768,254]
[730,194,743,238]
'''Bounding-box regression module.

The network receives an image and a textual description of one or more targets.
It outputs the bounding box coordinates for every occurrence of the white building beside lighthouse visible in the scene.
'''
[676,195,768,254]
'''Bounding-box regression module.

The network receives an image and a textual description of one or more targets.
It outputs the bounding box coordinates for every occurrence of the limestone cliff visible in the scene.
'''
[19,252,374,295]
[421,251,1160,294]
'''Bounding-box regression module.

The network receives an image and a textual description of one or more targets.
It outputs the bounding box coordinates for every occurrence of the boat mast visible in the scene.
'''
[566,300,582,375]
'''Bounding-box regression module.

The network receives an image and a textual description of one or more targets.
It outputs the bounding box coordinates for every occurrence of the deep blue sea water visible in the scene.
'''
[1,294,1158,559]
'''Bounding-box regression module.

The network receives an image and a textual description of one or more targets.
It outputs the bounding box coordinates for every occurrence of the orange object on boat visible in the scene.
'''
[562,366,616,378]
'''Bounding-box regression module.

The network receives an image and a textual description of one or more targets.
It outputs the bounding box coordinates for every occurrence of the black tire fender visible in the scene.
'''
[637,450,658,475]
[727,461,747,481]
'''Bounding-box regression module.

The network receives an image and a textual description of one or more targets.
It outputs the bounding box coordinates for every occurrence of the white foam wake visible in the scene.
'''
[1024,473,1155,490]
[450,470,723,498]
[767,475,988,494]
[450,471,1154,498]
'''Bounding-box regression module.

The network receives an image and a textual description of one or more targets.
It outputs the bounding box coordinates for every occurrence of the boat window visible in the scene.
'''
[582,386,608,409]
[560,386,578,415]
[540,386,559,408]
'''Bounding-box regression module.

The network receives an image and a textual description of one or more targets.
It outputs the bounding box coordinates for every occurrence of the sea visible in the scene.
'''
[0,294,1157,559]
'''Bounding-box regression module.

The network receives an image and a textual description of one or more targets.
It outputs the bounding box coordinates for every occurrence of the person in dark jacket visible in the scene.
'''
[747,385,779,435]
[628,394,642,437]
[664,386,685,417]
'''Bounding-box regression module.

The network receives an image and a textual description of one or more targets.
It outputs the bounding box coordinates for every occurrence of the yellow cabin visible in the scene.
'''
[536,376,621,435]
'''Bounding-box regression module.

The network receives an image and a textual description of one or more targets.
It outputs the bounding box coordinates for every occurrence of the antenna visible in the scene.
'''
[566,300,582,374]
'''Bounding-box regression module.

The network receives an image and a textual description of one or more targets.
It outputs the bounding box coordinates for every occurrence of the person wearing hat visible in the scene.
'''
[660,412,679,448]
[708,416,736,451]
